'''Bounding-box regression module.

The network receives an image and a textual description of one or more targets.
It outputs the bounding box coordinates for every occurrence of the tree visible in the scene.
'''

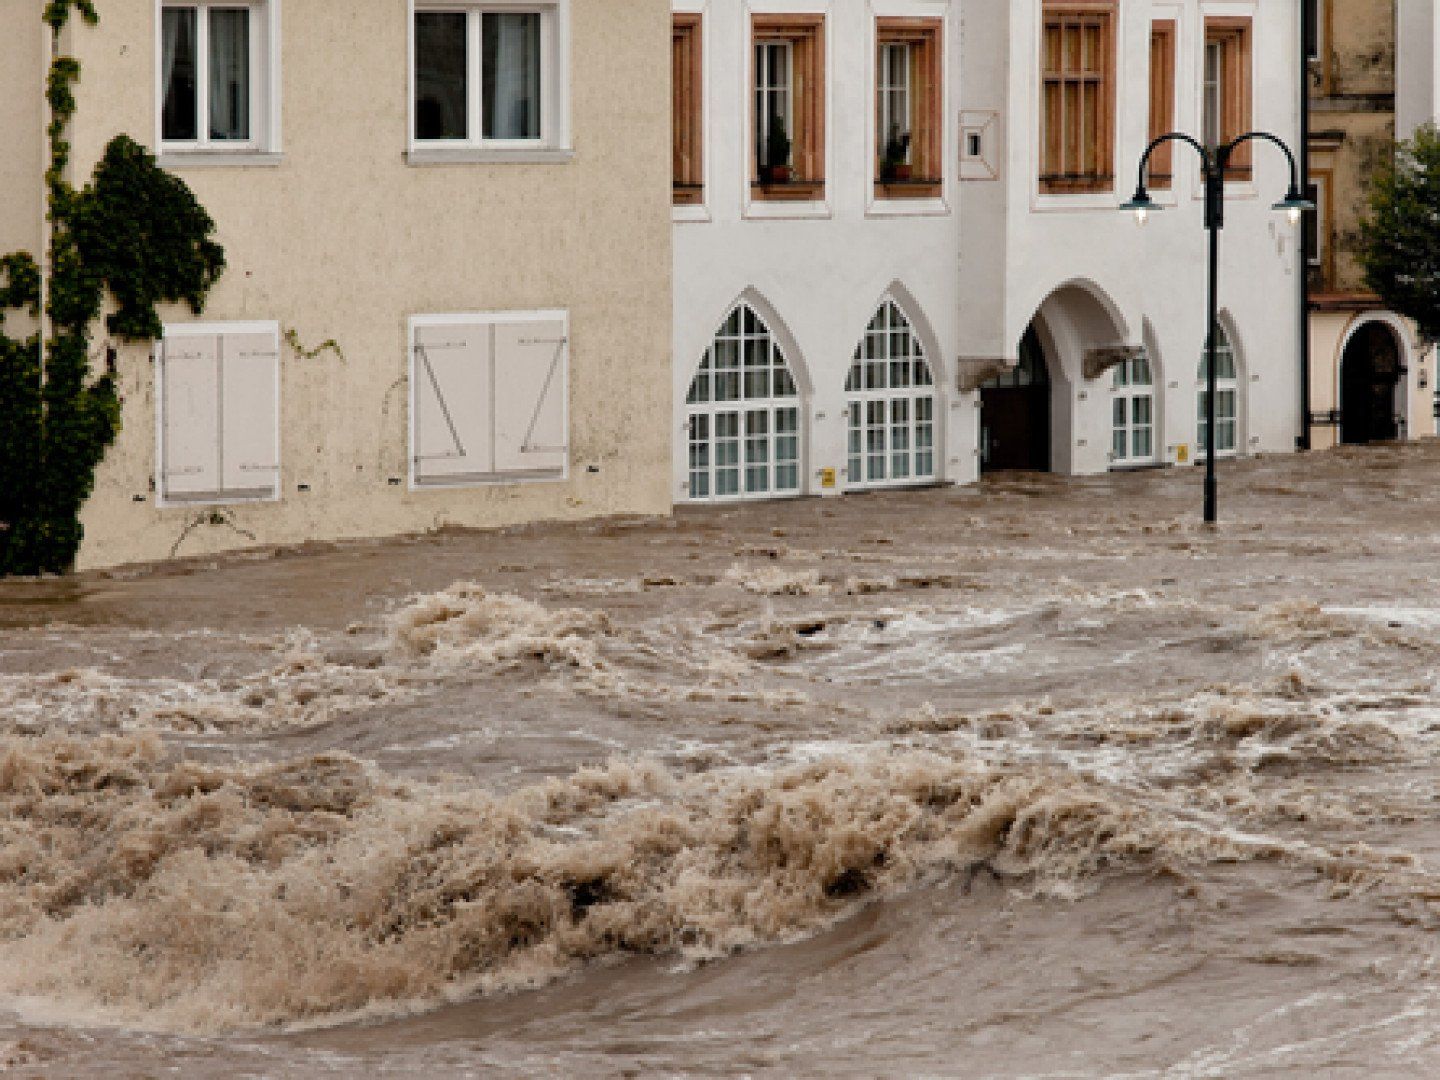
[1357,123,1440,343]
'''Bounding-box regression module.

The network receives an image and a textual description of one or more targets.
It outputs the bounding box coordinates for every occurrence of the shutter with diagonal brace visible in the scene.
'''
[493,319,567,477]
[413,321,494,484]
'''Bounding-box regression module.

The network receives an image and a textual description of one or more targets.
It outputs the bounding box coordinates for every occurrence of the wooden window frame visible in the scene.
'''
[1147,20,1175,190]
[673,13,703,205]
[751,14,825,202]
[874,17,943,200]
[1204,16,1253,182]
[1039,0,1117,196]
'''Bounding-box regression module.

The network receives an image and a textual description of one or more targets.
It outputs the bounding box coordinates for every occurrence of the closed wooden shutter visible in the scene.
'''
[219,330,281,498]
[413,321,494,485]
[493,319,567,477]
[161,334,222,501]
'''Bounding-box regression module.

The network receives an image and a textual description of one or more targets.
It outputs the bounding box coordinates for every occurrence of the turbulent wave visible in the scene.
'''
[0,731,1290,1035]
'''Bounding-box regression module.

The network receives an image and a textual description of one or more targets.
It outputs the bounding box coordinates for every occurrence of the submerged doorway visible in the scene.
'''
[1340,322,1401,445]
[981,325,1051,472]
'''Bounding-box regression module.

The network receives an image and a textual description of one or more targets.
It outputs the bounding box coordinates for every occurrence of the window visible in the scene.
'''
[1111,354,1156,466]
[846,302,936,488]
[1039,1,1116,194]
[686,303,801,500]
[1203,17,1253,181]
[1304,0,1320,62]
[160,2,274,150]
[412,4,561,149]
[1147,20,1175,189]
[752,15,825,201]
[875,18,943,199]
[158,322,280,504]
[410,311,569,487]
[673,14,703,205]
[1197,327,1239,457]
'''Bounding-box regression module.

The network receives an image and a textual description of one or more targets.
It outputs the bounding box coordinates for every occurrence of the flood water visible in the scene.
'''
[6,444,1440,1076]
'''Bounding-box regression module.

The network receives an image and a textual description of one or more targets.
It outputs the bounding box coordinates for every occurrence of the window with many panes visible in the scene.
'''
[413,4,560,149]
[1039,1,1116,194]
[752,15,825,200]
[875,18,942,199]
[1111,354,1156,467]
[1203,17,1252,181]
[686,304,802,500]
[1197,327,1239,457]
[673,13,703,205]
[846,302,936,488]
[160,2,273,150]
[1147,20,1175,189]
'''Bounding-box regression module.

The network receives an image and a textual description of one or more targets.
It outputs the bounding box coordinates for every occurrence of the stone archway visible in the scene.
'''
[980,325,1051,472]
[1340,321,1402,445]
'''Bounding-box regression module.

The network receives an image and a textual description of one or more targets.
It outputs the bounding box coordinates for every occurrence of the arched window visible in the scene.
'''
[1112,353,1155,466]
[1196,325,1238,456]
[686,302,802,500]
[845,301,936,487]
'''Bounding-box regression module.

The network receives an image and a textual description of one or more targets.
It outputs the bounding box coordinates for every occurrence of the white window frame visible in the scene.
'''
[408,309,570,491]
[877,41,911,164]
[1197,336,1240,459]
[407,0,572,162]
[684,303,804,502]
[1110,355,1157,468]
[845,301,938,490]
[155,1,282,158]
[754,40,794,173]
[156,320,282,508]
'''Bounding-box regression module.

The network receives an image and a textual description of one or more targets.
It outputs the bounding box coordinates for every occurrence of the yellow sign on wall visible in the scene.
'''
[820,468,838,489]
[1176,444,1190,464]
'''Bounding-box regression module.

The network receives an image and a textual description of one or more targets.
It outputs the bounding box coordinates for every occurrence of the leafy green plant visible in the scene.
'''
[1357,123,1440,343]
[764,114,791,178]
[0,2,225,576]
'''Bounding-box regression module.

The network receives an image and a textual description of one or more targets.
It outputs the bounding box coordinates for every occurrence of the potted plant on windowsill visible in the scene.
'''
[763,115,792,185]
[881,126,913,183]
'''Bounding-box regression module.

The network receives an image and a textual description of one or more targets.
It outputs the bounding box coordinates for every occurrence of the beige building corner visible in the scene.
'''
[1307,0,1435,450]
[7,0,673,570]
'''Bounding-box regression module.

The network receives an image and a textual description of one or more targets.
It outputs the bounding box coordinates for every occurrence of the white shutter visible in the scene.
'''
[493,319,567,476]
[413,321,494,484]
[160,334,221,501]
[219,330,280,498]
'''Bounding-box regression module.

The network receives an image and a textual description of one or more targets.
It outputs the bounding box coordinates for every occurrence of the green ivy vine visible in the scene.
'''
[0,1,225,576]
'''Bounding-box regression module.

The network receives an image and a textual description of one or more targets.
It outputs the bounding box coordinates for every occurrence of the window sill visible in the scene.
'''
[866,195,949,219]
[673,203,711,224]
[1032,191,1121,212]
[158,151,284,169]
[744,198,830,221]
[749,179,826,202]
[405,147,575,166]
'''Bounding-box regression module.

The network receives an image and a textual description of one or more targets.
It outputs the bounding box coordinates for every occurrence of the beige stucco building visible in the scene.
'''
[2,0,673,570]
[1307,0,1436,448]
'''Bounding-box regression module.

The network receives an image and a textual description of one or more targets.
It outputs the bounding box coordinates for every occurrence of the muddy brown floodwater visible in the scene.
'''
[7,444,1440,1077]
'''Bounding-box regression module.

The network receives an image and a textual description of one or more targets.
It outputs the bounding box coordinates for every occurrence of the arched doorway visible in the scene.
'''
[685,301,803,501]
[1340,321,1401,445]
[845,300,937,489]
[981,325,1051,472]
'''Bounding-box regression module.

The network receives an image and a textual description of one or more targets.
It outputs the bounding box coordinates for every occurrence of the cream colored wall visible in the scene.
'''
[0,8,44,305]
[65,0,673,569]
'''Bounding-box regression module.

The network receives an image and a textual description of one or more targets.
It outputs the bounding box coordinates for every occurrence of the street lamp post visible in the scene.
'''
[1121,132,1312,525]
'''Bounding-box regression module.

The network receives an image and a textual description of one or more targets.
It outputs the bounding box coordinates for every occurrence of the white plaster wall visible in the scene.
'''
[1396,0,1438,139]
[992,0,1304,476]
[0,8,45,307]
[671,0,970,500]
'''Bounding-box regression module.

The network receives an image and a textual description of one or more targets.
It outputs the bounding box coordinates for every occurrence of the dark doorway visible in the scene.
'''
[1340,322,1401,445]
[981,325,1051,472]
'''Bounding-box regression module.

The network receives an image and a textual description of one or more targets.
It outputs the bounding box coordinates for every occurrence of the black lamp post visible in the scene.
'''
[1121,132,1312,525]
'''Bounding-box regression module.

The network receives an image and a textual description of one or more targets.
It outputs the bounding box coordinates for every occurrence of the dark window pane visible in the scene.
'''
[209,8,250,141]
[483,13,541,140]
[161,7,198,141]
[415,12,468,140]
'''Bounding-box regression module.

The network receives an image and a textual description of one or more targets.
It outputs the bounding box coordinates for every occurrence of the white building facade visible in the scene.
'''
[672,0,1306,501]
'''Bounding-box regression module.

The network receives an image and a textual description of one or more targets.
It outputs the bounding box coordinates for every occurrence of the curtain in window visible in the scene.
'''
[161,7,198,141]
[483,13,541,140]
[208,8,251,141]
